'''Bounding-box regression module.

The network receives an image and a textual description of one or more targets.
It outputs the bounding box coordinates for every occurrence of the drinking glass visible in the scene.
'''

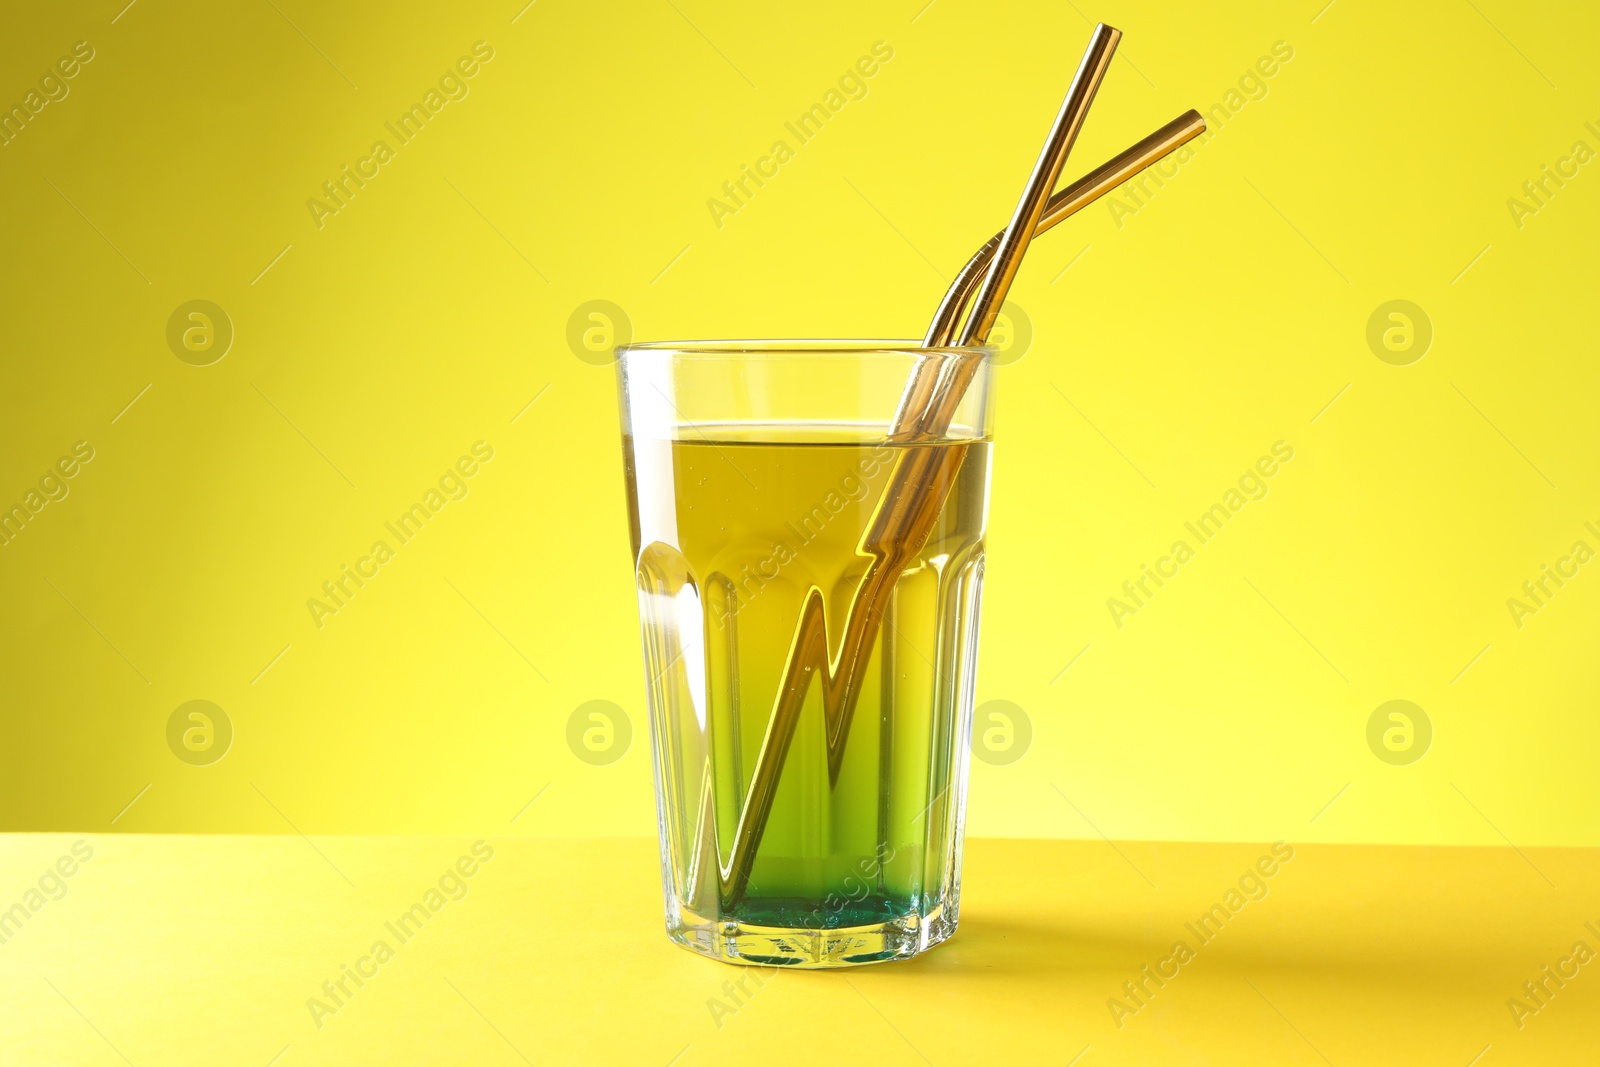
[615,340,995,967]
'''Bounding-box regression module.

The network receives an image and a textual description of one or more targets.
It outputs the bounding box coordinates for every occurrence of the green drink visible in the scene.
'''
[617,343,995,967]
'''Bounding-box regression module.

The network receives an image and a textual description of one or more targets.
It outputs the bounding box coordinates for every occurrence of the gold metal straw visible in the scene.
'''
[955,23,1120,348]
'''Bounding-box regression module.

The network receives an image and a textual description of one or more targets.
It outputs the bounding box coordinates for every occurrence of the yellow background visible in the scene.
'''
[2,0,1596,849]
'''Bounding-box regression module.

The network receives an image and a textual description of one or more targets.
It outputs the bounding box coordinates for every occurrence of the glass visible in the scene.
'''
[615,340,996,968]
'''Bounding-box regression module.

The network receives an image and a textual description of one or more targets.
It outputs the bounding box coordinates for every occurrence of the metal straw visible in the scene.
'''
[956,23,1119,347]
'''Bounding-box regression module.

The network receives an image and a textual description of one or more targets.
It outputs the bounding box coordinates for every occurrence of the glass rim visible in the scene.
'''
[617,338,997,358]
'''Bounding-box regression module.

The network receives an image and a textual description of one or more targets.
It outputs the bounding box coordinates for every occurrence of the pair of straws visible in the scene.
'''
[891,23,1204,440]
[709,24,1203,908]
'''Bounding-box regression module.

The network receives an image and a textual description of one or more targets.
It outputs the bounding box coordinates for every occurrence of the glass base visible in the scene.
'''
[667,903,958,969]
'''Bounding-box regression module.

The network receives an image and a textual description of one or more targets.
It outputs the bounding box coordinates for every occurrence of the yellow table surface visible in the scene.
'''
[1,835,1595,1065]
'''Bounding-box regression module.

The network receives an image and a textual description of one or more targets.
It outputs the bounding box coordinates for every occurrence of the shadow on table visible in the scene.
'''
[897,914,1142,978]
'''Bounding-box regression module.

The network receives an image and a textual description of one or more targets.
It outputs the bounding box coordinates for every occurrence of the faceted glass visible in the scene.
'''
[615,341,995,968]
